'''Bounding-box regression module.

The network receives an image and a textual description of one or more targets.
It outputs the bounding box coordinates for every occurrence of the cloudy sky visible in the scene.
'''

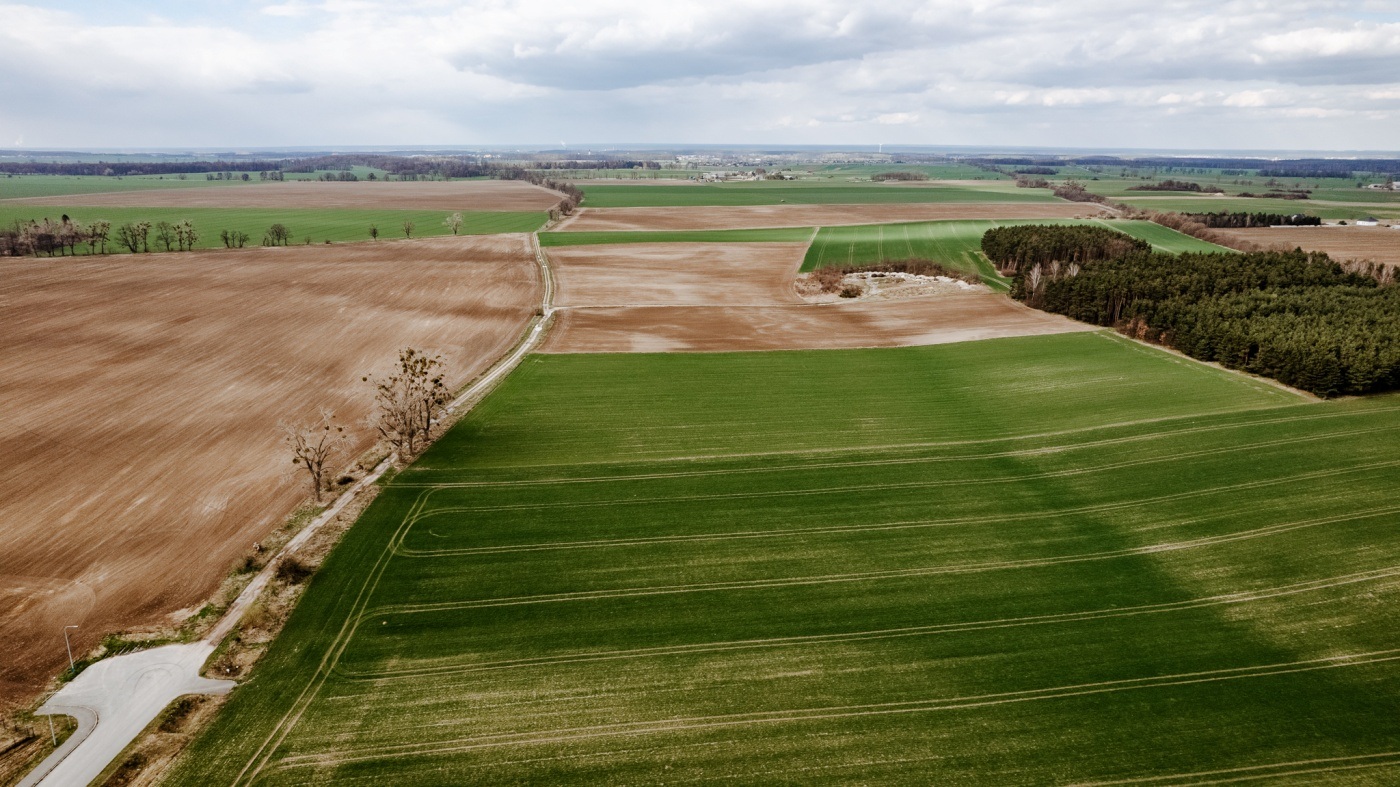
[3,0,1400,151]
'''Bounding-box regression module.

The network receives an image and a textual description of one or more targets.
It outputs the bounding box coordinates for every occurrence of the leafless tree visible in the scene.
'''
[369,224,379,241]
[88,220,111,254]
[155,221,177,252]
[176,219,198,251]
[134,221,151,253]
[402,220,415,239]
[444,212,463,235]
[284,410,347,503]
[266,223,291,246]
[116,223,143,253]
[364,348,450,457]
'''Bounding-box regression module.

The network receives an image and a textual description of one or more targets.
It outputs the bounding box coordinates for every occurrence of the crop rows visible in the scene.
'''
[169,333,1400,784]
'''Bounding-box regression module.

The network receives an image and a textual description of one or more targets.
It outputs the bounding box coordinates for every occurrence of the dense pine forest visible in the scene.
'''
[984,226,1400,396]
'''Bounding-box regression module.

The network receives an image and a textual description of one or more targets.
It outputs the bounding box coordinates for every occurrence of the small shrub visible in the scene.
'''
[276,557,313,585]
[839,284,863,298]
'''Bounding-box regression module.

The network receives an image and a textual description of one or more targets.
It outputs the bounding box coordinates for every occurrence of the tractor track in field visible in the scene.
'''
[273,649,1400,770]
[366,502,1400,619]
[339,565,1400,682]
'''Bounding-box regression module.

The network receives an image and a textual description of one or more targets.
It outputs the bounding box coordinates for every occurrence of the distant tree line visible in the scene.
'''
[1238,190,1311,200]
[1126,179,1223,193]
[0,160,284,176]
[871,172,930,181]
[988,225,1400,396]
[982,225,1149,277]
[1185,212,1322,228]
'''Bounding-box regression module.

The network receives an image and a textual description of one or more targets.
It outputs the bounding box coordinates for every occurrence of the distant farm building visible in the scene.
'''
[1357,217,1381,226]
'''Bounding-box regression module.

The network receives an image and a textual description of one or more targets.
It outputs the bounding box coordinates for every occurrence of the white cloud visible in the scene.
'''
[0,1,1398,149]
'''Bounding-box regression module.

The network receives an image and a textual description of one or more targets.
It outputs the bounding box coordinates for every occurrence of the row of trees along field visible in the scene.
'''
[1185,211,1323,228]
[984,224,1400,397]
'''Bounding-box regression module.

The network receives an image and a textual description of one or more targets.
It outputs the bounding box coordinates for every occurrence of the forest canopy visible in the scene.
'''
[985,225,1400,397]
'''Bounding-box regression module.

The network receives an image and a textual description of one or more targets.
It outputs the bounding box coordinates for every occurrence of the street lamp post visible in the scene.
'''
[63,625,78,672]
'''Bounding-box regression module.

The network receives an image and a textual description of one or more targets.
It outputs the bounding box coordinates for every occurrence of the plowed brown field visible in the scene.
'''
[8,180,562,211]
[551,242,809,307]
[0,235,538,707]
[555,202,1110,232]
[541,297,1093,353]
[1215,225,1400,267]
[540,241,1093,353]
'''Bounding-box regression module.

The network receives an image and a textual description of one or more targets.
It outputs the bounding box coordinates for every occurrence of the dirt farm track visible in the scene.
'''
[0,235,539,707]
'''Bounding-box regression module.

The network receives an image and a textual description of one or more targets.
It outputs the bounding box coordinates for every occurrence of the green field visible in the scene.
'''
[799,219,1230,286]
[538,227,814,246]
[578,181,1058,208]
[0,174,258,199]
[0,205,545,250]
[168,331,1400,784]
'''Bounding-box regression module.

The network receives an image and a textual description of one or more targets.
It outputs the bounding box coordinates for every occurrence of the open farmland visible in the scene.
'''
[539,239,1091,352]
[801,218,1230,279]
[577,181,1060,208]
[6,179,563,211]
[549,242,809,307]
[557,202,1111,232]
[542,298,1094,352]
[0,235,539,708]
[0,175,259,200]
[169,332,1400,784]
[0,205,546,250]
[1216,225,1400,267]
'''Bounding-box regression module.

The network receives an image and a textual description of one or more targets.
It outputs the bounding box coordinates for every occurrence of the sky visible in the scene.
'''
[3,1,1400,152]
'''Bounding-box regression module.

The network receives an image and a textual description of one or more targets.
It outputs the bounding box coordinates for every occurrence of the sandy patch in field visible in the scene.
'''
[7,180,562,212]
[1214,225,1400,267]
[795,271,985,303]
[0,235,538,707]
[551,242,808,307]
[542,296,1093,353]
[556,202,1109,232]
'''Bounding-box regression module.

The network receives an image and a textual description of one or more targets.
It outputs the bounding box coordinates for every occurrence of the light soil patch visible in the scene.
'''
[795,271,984,303]
[7,180,562,212]
[550,242,809,307]
[541,295,1095,353]
[0,234,539,710]
[557,203,1110,232]
[1215,225,1400,267]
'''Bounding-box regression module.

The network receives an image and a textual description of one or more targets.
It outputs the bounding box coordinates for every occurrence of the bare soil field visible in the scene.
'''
[0,235,538,708]
[1215,225,1400,267]
[541,296,1094,353]
[555,202,1111,232]
[6,180,562,211]
[550,242,809,307]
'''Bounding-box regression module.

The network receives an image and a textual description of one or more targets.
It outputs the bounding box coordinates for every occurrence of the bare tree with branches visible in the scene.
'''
[364,348,450,457]
[284,409,347,503]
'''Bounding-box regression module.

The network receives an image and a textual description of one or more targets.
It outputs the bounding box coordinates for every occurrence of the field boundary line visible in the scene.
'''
[273,649,1400,769]
[231,232,558,786]
[396,452,1400,519]
[393,395,1399,472]
[394,456,1399,557]
[341,565,1400,681]
[1071,750,1400,785]
[365,503,1400,618]
[391,406,1400,488]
